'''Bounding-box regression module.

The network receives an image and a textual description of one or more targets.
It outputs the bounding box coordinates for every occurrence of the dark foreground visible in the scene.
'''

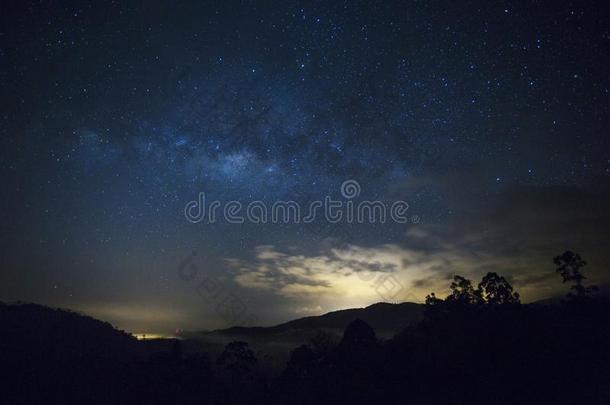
[2,297,609,405]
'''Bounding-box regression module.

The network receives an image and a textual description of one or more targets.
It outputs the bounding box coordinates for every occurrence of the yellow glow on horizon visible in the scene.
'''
[133,333,178,340]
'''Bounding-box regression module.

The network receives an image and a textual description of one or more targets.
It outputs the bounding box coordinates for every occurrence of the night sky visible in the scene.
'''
[1,1,609,335]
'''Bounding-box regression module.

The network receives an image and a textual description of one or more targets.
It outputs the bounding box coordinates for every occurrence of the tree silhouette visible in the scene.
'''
[284,344,316,381]
[308,330,338,358]
[446,275,482,305]
[477,272,520,305]
[340,318,377,348]
[425,292,443,305]
[554,250,598,298]
[216,341,257,382]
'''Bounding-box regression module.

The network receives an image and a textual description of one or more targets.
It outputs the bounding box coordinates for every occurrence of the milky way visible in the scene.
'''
[1,1,609,333]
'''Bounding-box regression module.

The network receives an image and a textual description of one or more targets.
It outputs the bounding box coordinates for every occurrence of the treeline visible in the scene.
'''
[269,251,608,404]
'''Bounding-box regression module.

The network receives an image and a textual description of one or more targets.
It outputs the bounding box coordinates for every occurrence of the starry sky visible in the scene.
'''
[1,1,609,334]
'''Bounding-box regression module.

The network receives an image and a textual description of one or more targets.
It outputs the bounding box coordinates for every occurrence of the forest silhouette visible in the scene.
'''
[1,251,609,404]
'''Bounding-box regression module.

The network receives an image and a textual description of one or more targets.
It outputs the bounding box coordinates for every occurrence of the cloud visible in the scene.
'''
[398,178,610,298]
[293,305,324,314]
[225,179,610,310]
[227,243,482,309]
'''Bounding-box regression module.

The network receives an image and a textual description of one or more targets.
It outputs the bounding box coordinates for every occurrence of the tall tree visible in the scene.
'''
[478,272,520,304]
[446,275,482,305]
[554,251,597,298]
[217,341,257,382]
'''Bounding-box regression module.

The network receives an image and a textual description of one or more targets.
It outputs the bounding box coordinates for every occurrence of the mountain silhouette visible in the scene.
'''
[2,293,609,404]
[199,301,422,338]
[0,301,138,357]
[182,302,424,366]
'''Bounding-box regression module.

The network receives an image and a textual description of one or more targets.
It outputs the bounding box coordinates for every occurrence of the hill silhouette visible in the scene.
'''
[195,301,423,340]
[0,301,200,404]
[0,301,138,357]
[1,262,609,404]
[181,302,424,369]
